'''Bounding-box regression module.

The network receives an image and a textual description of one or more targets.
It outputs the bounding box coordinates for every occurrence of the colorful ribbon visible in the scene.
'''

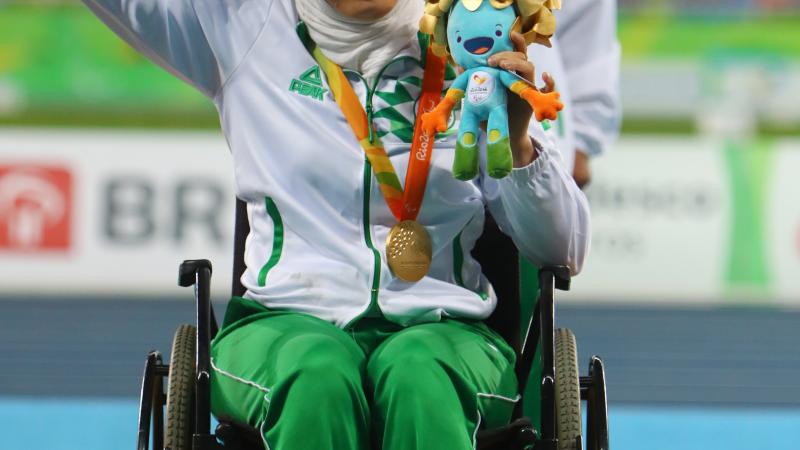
[308,38,446,221]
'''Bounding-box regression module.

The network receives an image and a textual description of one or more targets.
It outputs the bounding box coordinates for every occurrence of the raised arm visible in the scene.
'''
[83,0,272,98]
[83,0,219,96]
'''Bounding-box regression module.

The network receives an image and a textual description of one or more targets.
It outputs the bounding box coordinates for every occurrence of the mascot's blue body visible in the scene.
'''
[421,0,564,180]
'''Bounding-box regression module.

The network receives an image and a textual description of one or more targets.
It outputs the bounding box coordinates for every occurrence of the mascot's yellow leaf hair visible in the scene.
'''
[419,0,562,57]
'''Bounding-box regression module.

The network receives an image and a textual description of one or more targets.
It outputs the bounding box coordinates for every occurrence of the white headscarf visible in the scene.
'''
[295,0,423,83]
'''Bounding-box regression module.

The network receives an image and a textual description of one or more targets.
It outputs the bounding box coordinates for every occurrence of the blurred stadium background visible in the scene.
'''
[1,1,800,449]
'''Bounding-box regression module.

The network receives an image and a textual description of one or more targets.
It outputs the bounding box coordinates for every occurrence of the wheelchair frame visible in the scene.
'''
[136,204,609,450]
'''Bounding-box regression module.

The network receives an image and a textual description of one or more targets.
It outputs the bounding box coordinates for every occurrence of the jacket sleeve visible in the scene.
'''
[479,125,591,275]
[555,0,621,157]
[82,0,272,98]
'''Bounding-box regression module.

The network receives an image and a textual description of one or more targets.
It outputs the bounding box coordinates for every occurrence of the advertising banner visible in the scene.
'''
[0,129,235,297]
[566,137,729,301]
[0,6,209,118]
[562,137,800,306]
[767,142,800,302]
[1,130,799,305]
[3,5,799,127]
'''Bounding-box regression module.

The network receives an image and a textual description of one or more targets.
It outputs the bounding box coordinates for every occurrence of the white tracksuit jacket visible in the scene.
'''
[84,0,591,328]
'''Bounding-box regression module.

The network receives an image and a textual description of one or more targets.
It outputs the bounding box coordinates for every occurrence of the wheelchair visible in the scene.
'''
[136,200,609,450]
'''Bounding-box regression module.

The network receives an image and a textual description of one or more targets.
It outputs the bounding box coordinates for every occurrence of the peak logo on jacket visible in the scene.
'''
[289,66,328,102]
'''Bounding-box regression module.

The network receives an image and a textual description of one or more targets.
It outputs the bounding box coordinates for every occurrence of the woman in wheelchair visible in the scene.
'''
[84,0,590,448]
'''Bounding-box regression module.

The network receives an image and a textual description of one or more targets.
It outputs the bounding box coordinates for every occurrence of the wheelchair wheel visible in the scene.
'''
[165,324,196,450]
[555,328,581,450]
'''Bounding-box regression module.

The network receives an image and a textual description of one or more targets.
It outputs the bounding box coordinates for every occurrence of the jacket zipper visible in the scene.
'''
[366,100,375,143]
[344,55,429,326]
[342,58,414,325]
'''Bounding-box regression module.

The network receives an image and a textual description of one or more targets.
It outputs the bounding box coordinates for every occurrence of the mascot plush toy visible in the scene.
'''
[420,0,564,180]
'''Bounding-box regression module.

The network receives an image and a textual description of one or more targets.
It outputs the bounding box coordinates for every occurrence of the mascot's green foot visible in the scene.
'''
[453,139,479,180]
[486,136,512,179]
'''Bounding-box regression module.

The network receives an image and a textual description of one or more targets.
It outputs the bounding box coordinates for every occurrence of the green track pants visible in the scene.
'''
[210,297,518,450]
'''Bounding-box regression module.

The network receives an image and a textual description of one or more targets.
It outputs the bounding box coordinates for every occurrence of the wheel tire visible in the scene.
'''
[165,324,196,450]
[555,328,582,450]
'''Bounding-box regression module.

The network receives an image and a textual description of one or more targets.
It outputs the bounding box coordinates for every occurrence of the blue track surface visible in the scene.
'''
[4,299,800,405]
[2,398,799,450]
[3,299,799,448]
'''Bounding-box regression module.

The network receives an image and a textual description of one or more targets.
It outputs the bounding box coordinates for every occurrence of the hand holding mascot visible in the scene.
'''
[420,0,564,180]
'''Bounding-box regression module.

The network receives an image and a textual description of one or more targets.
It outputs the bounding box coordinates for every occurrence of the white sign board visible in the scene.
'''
[767,143,800,302]
[0,129,235,297]
[562,136,800,306]
[564,137,730,302]
[2,130,799,305]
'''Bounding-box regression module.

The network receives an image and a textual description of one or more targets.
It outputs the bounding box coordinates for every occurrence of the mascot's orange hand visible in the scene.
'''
[421,92,461,136]
[421,107,450,136]
[521,89,563,122]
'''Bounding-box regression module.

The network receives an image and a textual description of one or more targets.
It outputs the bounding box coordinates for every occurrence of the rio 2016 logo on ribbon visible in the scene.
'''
[0,165,72,251]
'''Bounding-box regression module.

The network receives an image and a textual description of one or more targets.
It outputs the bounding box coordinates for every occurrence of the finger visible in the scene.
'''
[510,31,527,54]
[499,58,535,82]
[542,72,556,93]
[488,51,527,67]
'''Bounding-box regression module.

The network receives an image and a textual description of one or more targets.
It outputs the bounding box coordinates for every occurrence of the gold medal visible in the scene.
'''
[386,220,433,282]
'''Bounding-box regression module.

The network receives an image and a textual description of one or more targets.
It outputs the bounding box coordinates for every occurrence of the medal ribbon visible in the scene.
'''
[307,40,446,221]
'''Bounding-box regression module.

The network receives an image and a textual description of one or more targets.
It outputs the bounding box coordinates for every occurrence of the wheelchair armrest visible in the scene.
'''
[179,259,213,287]
[539,265,571,291]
